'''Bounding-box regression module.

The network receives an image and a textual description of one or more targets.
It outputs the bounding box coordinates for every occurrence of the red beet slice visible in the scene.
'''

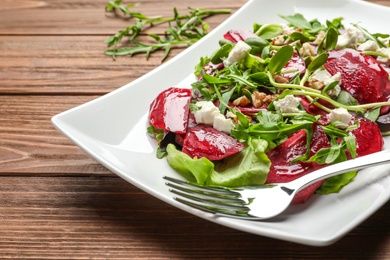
[224,29,259,43]
[351,117,384,157]
[182,124,245,161]
[266,125,330,204]
[149,87,192,134]
[300,97,331,125]
[283,53,306,79]
[324,49,390,105]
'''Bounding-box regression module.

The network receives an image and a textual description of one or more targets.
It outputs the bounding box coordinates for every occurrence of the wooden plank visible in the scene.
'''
[0,175,387,258]
[0,95,112,174]
[0,35,168,94]
[0,0,245,35]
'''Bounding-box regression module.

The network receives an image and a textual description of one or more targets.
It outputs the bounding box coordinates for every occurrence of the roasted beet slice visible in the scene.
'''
[325,49,390,105]
[300,97,332,125]
[149,87,192,134]
[224,29,259,43]
[182,124,245,161]
[266,125,330,204]
[350,117,384,157]
[283,53,306,79]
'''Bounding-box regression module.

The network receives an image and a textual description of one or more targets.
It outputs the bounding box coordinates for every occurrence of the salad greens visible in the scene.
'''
[104,0,231,61]
[149,13,390,200]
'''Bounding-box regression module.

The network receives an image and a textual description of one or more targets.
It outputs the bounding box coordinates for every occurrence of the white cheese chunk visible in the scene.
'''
[194,101,234,134]
[194,101,220,125]
[377,47,390,64]
[223,41,252,67]
[328,108,352,125]
[213,114,234,134]
[309,70,341,97]
[357,40,380,52]
[281,23,295,35]
[273,95,301,113]
[336,25,360,49]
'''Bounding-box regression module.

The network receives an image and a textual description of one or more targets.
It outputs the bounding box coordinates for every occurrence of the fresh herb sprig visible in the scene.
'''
[104,1,231,61]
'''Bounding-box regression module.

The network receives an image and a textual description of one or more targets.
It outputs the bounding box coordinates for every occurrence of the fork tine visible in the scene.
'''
[169,186,249,209]
[174,197,256,220]
[163,176,242,198]
[164,176,255,219]
[165,181,247,205]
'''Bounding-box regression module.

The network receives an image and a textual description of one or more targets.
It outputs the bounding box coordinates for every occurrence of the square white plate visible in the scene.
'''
[52,0,390,246]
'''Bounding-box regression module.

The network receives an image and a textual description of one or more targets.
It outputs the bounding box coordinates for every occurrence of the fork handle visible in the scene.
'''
[286,149,390,192]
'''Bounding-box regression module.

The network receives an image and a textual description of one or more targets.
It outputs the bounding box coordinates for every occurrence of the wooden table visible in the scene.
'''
[0,0,389,258]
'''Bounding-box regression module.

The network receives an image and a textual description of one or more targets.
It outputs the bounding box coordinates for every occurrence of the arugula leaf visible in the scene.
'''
[254,24,283,40]
[325,27,339,50]
[336,90,359,106]
[280,13,312,29]
[245,37,270,55]
[307,52,328,72]
[105,5,231,61]
[268,45,294,74]
[210,43,234,64]
[289,32,311,42]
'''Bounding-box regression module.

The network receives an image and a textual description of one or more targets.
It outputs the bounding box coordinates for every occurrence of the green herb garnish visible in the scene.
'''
[104,1,231,61]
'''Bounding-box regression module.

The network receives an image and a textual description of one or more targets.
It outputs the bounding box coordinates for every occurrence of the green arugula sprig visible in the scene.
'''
[104,1,231,61]
[105,0,157,19]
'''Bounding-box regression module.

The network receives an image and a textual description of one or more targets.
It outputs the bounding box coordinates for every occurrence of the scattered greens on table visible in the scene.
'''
[104,0,231,61]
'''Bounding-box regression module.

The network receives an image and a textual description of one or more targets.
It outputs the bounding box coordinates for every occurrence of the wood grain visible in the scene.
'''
[0,0,389,258]
[0,176,388,258]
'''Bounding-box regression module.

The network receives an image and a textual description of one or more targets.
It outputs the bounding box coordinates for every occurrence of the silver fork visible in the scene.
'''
[164,149,390,220]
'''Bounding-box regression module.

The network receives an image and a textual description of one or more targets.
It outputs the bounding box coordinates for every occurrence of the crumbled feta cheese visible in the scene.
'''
[328,108,352,125]
[357,40,380,52]
[327,84,341,98]
[309,70,341,97]
[336,25,360,49]
[223,41,252,67]
[281,23,295,35]
[378,36,390,46]
[273,95,301,113]
[194,101,234,133]
[194,101,220,125]
[213,114,234,134]
[377,47,390,64]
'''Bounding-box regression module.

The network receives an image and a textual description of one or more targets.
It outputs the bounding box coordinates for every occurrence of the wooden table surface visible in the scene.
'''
[0,0,389,258]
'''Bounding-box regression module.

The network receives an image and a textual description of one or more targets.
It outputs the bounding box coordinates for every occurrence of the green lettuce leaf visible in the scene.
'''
[165,139,271,187]
[316,171,357,194]
[208,138,271,186]
[166,144,214,184]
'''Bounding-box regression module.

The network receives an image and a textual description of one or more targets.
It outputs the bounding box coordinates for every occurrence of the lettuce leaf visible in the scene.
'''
[209,138,271,186]
[166,139,271,187]
[166,144,213,184]
[316,170,357,194]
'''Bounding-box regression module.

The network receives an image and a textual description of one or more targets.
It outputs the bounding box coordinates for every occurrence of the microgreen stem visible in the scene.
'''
[288,90,390,113]
[267,71,321,93]
[306,96,332,113]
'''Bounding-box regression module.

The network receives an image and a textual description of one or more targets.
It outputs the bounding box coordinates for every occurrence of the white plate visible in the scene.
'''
[52,0,390,246]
